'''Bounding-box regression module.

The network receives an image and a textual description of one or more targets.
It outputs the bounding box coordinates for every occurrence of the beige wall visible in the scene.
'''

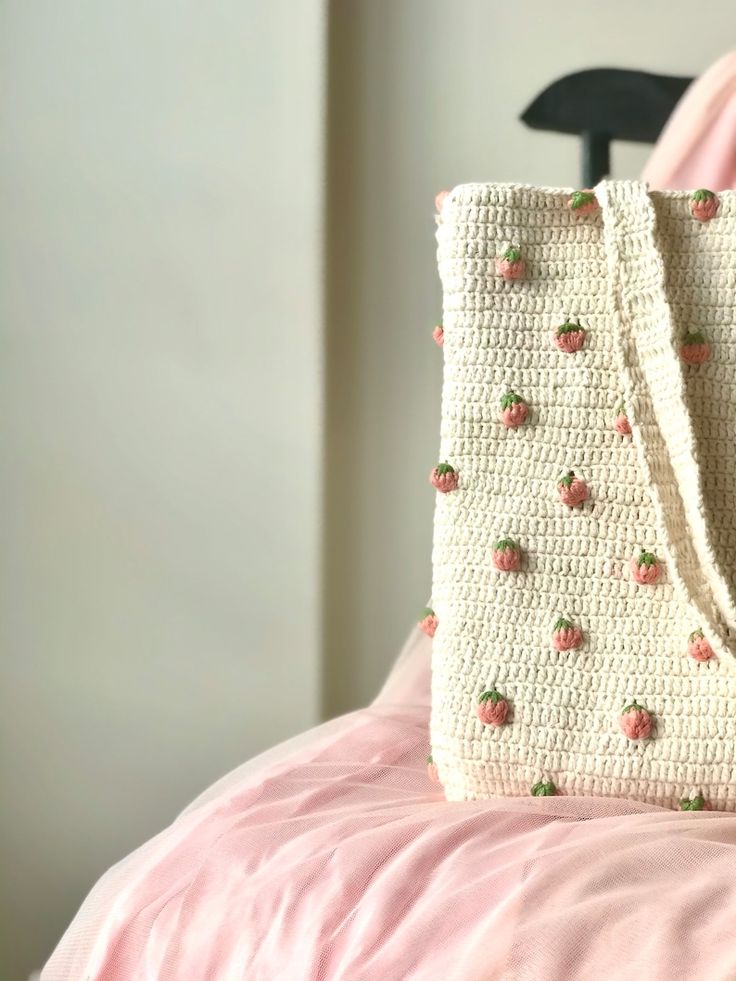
[323,0,732,716]
[0,2,325,978]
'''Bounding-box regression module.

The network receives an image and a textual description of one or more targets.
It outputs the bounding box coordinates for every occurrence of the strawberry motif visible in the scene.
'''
[429,462,459,493]
[679,793,710,811]
[427,755,439,783]
[553,319,586,353]
[432,324,444,347]
[499,391,529,428]
[690,188,719,222]
[569,189,599,215]
[418,607,438,638]
[619,700,653,740]
[477,687,509,727]
[679,330,711,365]
[557,470,589,507]
[495,246,525,281]
[630,550,661,585]
[614,403,632,436]
[687,627,715,662]
[552,617,583,651]
[435,190,449,214]
[531,780,557,797]
[492,537,521,571]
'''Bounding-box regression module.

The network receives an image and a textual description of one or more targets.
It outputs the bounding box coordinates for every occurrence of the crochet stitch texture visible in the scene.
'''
[431,179,736,808]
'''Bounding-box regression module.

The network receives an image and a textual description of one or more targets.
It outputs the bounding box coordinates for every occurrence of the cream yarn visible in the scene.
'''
[431,179,736,808]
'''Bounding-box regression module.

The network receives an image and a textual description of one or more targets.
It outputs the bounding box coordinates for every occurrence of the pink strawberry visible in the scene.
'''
[619,700,653,740]
[630,550,661,585]
[432,324,444,346]
[492,537,521,571]
[477,687,509,727]
[679,330,710,365]
[687,627,715,662]
[429,462,459,493]
[435,190,449,214]
[496,246,525,281]
[690,188,719,222]
[553,319,586,353]
[499,391,529,428]
[614,403,632,436]
[427,755,439,783]
[557,470,589,507]
[418,607,438,638]
[531,780,557,797]
[552,617,583,651]
[569,189,599,215]
[679,793,711,811]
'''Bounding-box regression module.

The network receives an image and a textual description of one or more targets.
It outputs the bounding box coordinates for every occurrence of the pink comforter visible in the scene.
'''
[43,628,736,980]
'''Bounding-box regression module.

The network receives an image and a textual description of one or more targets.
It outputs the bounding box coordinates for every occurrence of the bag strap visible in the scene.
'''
[595,178,736,664]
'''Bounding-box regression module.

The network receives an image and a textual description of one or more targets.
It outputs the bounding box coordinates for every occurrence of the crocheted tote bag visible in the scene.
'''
[429,179,736,810]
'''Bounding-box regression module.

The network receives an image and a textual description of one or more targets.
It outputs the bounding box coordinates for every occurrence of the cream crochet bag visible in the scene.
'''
[430,179,736,809]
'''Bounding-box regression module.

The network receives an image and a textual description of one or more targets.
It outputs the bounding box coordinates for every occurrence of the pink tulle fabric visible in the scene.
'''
[42,628,736,980]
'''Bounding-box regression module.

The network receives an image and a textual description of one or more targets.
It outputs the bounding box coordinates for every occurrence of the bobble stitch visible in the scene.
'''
[568,189,599,215]
[429,462,459,493]
[427,754,439,783]
[434,190,449,215]
[492,537,521,572]
[630,550,661,585]
[552,617,583,651]
[619,700,653,740]
[690,188,719,222]
[614,402,632,436]
[418,607,438,638]
[531,780,557,797]
[557,470,589,507]
[432,324,444,347]
[496,246,525,281]
[679,330,711,365]
[687,627,715,662]
[553,318,586,353]
[679,793,710,811]
[499,391,529,428]
[476,687,509,727]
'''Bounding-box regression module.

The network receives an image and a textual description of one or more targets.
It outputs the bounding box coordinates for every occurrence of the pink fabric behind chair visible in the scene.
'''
[643,51,736,190]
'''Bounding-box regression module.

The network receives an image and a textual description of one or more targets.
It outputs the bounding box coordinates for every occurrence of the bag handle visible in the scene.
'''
[595,178,736,663]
